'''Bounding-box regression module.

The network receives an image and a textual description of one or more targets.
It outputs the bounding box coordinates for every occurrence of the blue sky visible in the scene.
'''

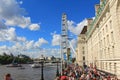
[0,0,99,58]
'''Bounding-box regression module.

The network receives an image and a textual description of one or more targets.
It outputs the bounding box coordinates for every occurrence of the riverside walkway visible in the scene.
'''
[55,63,118,80]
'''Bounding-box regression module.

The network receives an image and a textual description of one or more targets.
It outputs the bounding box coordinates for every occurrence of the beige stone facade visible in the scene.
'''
[76,26,87,66]
[76,0,120,78]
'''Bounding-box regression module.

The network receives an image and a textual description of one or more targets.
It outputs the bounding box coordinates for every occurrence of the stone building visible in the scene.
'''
[76,0,120,78]
[76,26,87,66]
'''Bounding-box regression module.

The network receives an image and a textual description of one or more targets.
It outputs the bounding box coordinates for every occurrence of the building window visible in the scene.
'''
[102,49,104,58]
[103,29,104,36]
[104,38,106,47]
[108,48,110,58]
[100,40,102,48]
[83,56,85,60]
[112,46,114,58]
[82,47,85,54]
[82,47,84,50]
[108,48,110,54]
[106,62,107,70]
[111,32,114,43]
[107,35,109,46]
[103,62,104,69]
[106,25,108,33]
[109,63,111,71]
[114,63,116,74]
[100,62,102,69]
[109,20,112,29]
[104,49,106,58]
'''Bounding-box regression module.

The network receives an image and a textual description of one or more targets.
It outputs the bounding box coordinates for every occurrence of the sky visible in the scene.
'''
[0,0,100,58]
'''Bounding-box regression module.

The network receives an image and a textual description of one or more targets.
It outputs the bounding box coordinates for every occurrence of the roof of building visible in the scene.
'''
[80,26,87,34]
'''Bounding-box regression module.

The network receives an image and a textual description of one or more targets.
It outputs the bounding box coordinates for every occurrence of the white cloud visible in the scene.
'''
[0,0,40,30]
[6,27,17,41]
[20,48,60,58]
[29,24,40,31]
[17,37,26,42]
[0,45,9,55]
[0,0,25,19]
[5,16,31,28]
[0,41,60,58]
[0,45,8,50]
[13,42,23,49]
[0,27,27,42]
[34,38,48,48]
[51,32,61,46]
[0,0,27,28]
[0,28,16,41]
[26,40,34,49]
[67,19,88,35]
[0,0,59,57]
[11,38,48,51]
[0,30,6,41]
[0,21,7,30]
[0,37,49,56]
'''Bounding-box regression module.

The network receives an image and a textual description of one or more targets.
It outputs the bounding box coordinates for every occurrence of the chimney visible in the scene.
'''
[95,4,100,15]
[87,19,93,26]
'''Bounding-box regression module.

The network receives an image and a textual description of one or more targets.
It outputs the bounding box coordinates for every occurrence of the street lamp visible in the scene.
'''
[40,59,44,80]
[56,61,59,77]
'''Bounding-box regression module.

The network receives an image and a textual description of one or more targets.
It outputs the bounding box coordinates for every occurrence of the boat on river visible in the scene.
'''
[6,57,22,67]
[30,62,56,68]
[6,63,22,67]
[31,63,41,68]
[45,62,55,66]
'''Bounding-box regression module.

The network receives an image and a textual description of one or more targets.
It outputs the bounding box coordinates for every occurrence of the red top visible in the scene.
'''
[60,75,68,80]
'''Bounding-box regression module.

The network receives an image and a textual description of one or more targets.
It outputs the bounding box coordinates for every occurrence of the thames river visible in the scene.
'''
[0,64,60,80]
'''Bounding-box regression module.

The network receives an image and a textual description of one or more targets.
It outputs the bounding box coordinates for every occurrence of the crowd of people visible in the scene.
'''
[55,63,119,80]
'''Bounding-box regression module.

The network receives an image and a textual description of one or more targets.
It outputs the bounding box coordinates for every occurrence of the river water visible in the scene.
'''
[0,64,60,80]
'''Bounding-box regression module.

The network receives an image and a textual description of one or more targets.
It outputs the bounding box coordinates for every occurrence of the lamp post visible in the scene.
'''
[56,61,59,77]
[40,60,44,80]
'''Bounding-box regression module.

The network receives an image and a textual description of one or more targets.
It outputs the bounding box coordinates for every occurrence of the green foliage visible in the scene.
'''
[0,53,33,65]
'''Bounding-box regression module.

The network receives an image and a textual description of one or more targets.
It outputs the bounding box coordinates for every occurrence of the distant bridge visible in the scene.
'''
[33,59,61,63]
